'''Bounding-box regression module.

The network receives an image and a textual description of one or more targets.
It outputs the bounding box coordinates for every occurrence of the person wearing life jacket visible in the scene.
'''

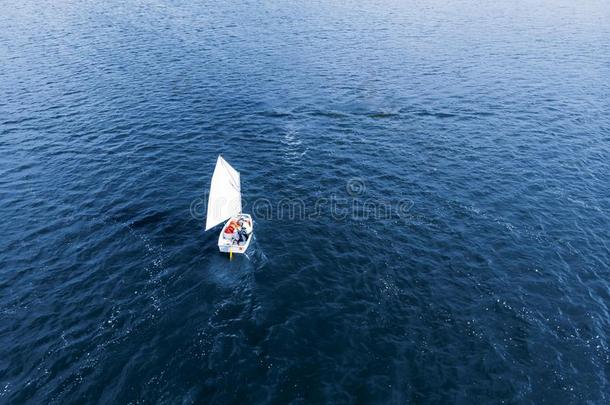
[240,217,252,235]
[236,218,247,244]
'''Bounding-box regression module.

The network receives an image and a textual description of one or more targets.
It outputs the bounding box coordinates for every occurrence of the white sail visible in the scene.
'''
[205,156,242,230]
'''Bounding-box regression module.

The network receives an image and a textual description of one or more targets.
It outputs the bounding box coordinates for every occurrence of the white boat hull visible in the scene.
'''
[217,214,253,254]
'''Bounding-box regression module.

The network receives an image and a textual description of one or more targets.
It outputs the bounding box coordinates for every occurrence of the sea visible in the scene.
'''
[1,0,609,403]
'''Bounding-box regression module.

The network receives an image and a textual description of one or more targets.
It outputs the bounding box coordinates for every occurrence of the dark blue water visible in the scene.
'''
[1,0,610,403]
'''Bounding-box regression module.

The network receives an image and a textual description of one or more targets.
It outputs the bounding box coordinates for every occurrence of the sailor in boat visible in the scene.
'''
[237,217,253,241]
[224,215,252,247]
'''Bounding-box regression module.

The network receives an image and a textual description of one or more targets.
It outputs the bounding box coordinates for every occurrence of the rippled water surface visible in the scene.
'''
[1,0,610,403]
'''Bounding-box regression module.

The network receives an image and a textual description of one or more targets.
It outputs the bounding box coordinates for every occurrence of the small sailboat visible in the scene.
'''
[205,155,253,256]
